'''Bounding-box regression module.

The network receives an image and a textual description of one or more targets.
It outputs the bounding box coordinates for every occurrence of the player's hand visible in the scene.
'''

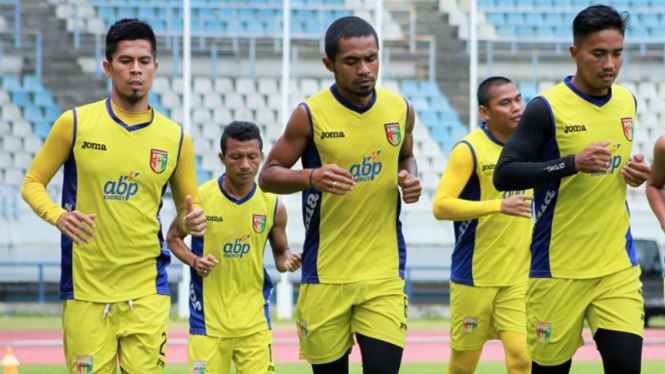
[311,165,354,195]
[500,194,533,218]
[284,252,303,272]
[621,154,651,187]
[398,170,421,204]
[193,254,218,278]
[183,195,207,236]
[56,211,96,245]
[574,140,612,173]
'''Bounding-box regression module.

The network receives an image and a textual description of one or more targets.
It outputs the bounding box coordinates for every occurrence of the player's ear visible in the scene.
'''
[322,56,334,73]
[569,45,579,62]
[218,152,225,165]
[478,105,491,122]
[103,60,113,78]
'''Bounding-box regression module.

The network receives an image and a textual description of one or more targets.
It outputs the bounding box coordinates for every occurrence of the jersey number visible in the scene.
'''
[159,332,167,356]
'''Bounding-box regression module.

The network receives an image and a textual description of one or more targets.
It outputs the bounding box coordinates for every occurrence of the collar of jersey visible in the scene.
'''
[218,174,256,205]
[563,76,612,107]
[330,84,377,114]
[480,122,505,146]
[106,98,155,131]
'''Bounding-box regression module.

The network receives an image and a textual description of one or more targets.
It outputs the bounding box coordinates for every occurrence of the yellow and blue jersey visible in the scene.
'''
[61,99,185,302]
[451,124,532,287]
[189,177,277,337]
[299,84,408,284]
[532,77,638,279]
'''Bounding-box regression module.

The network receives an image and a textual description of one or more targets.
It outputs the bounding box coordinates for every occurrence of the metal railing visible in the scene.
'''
[0,0,20,46]
[0,262,452,304]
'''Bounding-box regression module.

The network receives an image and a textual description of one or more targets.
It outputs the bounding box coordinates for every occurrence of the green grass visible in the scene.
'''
[13,361,665,374]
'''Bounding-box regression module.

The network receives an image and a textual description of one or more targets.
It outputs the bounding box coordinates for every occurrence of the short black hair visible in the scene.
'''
[220,121,263,154]
[106,19,157,62]
[573,5,630,46]
[477,76,513,108]
[325,16,378,61]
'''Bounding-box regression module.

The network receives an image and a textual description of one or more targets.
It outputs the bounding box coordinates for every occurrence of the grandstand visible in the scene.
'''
[1,0,664,303]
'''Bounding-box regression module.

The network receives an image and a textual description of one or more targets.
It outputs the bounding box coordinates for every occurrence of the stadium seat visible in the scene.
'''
[235,78,257,95]
[1,136,22,152]
[11,120,32,137]
[258,78,279,95]
[245,93,267,110]
[224,93,245,109]
[11,92,31,108]
[1,105,22,121]
[214,77,234,93]
[2,76,23,93]
[202,93,222,109]
[33,122,51,140]
[213,108,233,124]
[34,92,56,107]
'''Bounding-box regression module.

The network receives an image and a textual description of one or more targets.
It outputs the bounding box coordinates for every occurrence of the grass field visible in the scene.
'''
[12,361,665,374]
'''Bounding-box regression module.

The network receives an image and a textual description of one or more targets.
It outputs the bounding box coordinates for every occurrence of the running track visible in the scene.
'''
[1,329,664,364]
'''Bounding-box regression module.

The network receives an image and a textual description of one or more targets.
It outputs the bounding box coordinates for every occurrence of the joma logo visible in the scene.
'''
[82,141,107,151]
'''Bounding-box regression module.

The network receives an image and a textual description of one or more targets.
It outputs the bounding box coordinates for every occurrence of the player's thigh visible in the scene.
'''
[494,282,527,335]
[587,265,644,338]
[352,278,408,349]
[233,330,274,374]
[446,348,483,374]
[526,277,591,366]
[449,283,498,351]
[63,299,118,374]
[296,283,354,364]
[189,334,232,374]
[117,294,170,374]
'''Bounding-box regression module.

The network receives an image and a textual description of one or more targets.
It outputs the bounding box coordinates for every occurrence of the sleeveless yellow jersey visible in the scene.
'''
[189,176,277,337]
[60,99,184,302]
[299,85,408,284]
[532,77,638,279]
[451,124,532,287]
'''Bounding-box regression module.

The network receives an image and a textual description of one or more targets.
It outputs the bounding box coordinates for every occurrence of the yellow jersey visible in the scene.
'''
[299,85,408,284]
[450,124,532,286]
[189,177,277,337]
[532,77,638,279]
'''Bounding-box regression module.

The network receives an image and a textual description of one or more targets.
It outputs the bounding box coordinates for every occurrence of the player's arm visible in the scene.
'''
[21,110,96,245]
[269,200,302,273]
[398,99,422,204]
[258,104,354,195]
[433,142,532,221]
[647,135,665,231]
[494,98,581,191]
[165,215,217,278]
[170,131,206,236]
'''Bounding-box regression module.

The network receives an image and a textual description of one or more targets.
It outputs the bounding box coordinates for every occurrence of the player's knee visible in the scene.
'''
[602,355,641,374]
[505,354,531,374]
[446,359,478,374]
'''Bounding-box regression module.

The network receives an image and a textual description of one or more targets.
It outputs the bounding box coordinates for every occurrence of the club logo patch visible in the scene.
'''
[384,123,402,146]
[150,149,168,173]
[536,321,552,343]
[253,214,267,233]
[621,118,634,141]
[192,361,206,374]
[299,318,308,338]
[462,316,478,332]
[76,356,93,374]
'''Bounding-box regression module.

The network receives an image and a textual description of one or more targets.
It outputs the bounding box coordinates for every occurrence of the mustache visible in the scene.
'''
[353,76,376,84]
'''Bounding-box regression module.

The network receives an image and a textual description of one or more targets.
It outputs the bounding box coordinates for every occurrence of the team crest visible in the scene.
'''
[150,149,168,173]
[384,123,402,146]
[76,356,93,374]
[462,317,478,332]
[192,361,206,374]
[299,318,308,338]
[536,321,552,343]
[621,118,634,141]
[253,214,267,233]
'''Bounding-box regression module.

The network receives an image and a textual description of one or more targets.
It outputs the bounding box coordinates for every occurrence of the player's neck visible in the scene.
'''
[571,75,609,97]
[110,91,150,113]
[485,122,510,144]
[222,175,254,200]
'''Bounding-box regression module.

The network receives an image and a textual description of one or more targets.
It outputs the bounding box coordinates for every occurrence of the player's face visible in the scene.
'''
[570,28,624,95]
[480,83,524,132]
[325,36,379,98]
[104,39,157,109]
[220,138,263,186]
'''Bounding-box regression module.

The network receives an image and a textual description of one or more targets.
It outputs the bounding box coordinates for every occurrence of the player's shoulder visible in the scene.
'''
[152,109,183,131]
[74,98,107,113]
[256,184,278,202]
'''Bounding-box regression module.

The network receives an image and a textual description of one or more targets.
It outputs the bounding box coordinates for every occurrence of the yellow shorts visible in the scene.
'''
[63,293,170,374]
[296,277,408,364]
[188,330,274,374]
[526,265,644,366]
[449,282,526,351]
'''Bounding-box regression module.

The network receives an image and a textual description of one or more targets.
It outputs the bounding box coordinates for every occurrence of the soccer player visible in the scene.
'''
[166,121,302,374]
[646,135,665,304]
[20,19,206,374]
[258,16,421,374]
[493,6,651,374]
[433,77,531,374]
